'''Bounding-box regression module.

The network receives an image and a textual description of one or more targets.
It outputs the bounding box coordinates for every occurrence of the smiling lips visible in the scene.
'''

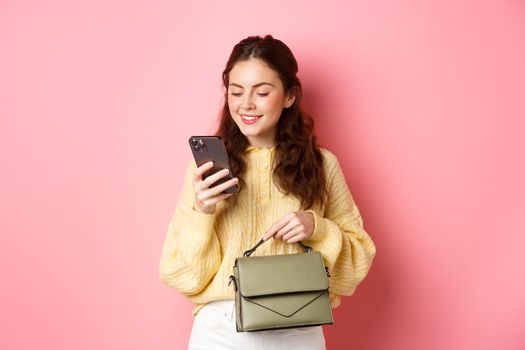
[240,114,263,124]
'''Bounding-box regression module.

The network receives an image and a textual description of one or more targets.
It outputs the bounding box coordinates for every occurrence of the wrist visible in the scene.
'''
[193,202,214,215]
[301,210,315,240]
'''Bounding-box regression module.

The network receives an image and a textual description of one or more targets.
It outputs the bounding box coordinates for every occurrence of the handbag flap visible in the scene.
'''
[235,251,329,297]
[244,290,328,318]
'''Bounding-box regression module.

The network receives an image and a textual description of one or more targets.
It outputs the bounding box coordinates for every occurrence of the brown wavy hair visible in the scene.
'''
[216,35,327,210]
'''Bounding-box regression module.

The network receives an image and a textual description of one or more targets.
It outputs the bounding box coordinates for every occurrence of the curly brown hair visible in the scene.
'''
[216,35,327,210]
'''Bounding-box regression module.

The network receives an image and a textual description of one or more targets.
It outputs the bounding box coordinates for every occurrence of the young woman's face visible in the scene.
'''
[227,58,295,148]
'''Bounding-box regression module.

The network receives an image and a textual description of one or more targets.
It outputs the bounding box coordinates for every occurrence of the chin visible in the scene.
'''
[237,126,260,136]
[240,130,259,138]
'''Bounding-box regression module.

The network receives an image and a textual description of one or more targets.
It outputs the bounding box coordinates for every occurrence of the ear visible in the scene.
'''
[284,93,296,109]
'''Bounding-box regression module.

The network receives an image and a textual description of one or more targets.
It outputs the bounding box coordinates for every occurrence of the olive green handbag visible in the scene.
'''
[228,239,334,332]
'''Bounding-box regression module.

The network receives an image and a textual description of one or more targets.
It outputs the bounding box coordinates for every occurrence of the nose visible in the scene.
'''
[241,92,256,110]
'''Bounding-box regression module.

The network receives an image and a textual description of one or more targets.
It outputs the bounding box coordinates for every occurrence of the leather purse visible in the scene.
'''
[229,239,334,332]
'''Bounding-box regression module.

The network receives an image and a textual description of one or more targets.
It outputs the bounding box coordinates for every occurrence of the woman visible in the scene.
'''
[159,35,376,349]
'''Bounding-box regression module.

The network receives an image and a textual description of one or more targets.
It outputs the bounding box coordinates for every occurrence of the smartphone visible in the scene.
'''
[188,136,238,194]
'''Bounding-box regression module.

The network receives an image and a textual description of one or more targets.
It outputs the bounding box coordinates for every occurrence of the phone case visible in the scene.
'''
[188,136,238,194]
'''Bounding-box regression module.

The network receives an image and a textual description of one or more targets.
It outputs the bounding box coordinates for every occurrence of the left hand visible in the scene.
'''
[263,211,315,243]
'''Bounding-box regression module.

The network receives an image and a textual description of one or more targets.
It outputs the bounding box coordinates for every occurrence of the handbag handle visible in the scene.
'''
[243,238,313,257]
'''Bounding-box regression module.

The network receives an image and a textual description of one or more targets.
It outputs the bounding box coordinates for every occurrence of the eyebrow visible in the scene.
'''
[228,82,275,89]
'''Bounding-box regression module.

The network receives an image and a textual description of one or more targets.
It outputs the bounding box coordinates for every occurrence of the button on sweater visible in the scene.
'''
[159,146,376,316]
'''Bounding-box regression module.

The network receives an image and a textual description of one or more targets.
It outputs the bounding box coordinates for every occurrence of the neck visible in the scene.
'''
[246,132,276,148]
[246,136,276,149]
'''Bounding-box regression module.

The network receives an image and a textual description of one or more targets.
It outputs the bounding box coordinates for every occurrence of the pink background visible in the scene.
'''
[1,0,524,349]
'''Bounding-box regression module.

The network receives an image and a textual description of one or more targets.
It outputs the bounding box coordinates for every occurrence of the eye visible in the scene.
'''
[230,92,243,97]
[256,92,269,97]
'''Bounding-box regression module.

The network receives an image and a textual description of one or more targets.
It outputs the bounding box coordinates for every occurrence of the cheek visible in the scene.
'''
[264,95,285,114]
[228,98,240,113]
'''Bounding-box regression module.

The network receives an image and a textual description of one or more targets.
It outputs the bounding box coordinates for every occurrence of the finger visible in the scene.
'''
[210,177,238,196]
[263,218,289,241]
[202,168,230,188]
[274,220,298,240]
[202,192,234,206]
[199,178,238,201]
[263,212,295,241]
[274,213,301,239]
[282,226,304,242]
[287,233,306,243]
[194,161,214,181]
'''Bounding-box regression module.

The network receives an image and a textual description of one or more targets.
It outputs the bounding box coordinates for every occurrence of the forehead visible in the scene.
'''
[228,58,282,87]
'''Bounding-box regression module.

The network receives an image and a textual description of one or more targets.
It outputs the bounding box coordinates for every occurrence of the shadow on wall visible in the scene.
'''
[300,53,395,349]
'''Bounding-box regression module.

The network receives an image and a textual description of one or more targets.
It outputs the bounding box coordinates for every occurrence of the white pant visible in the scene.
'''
[188,300,326,350]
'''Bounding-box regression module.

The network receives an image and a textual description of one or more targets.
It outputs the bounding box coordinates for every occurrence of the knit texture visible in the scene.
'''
[159,147,376,316]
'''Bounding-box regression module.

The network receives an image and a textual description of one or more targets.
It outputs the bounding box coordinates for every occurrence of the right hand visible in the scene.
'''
[192,161,238,215]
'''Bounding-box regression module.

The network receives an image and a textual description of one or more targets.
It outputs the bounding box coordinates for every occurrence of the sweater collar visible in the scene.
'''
[245,145,276,153]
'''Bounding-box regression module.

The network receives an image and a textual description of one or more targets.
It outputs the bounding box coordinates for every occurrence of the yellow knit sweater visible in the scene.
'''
[159,146,376,316]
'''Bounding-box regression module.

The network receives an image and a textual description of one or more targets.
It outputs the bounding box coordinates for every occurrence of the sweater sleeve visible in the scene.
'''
[159,160,222,296]
[304,153,376,297]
